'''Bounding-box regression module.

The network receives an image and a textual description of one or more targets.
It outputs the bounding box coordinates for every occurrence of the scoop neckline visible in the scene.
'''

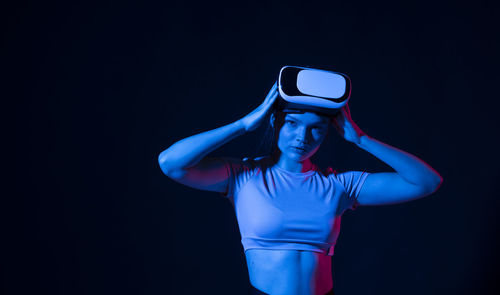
[272,163,317,176]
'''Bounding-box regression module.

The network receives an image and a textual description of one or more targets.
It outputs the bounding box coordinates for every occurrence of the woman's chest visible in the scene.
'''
[236,173,342,213]
[234,177,344,240]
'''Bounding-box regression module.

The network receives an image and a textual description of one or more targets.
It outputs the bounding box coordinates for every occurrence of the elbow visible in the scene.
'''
[433,172,444,190]
[158,151,171,176]
[426,174,443,195]
[158,151,188,179]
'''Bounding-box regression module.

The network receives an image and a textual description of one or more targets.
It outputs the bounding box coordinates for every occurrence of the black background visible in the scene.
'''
[4,0,500,294]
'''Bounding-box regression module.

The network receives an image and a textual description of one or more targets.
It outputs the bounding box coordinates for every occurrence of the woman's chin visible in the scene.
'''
[287,150,310,160]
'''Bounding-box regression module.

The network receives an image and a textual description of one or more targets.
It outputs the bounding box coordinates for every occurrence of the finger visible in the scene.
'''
[344,104,351,117]
[341,107,348,117]
[269,81,278,93]
[264,91,278,107]
[269,91,278,102]
[264,82,278,101]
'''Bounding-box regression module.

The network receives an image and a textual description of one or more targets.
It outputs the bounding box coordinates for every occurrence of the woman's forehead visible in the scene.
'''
[285,112,329,124]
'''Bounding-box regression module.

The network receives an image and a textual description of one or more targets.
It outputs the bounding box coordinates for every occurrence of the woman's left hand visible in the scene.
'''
[330,104,366,144]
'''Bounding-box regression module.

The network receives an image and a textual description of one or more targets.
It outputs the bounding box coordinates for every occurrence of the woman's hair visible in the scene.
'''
[254,109,283,158]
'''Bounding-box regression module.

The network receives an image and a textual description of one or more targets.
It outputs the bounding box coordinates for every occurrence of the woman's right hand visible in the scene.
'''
[239,81,279,132]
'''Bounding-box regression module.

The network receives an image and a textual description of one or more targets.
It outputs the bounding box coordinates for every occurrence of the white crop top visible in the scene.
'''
[220,156,370,256]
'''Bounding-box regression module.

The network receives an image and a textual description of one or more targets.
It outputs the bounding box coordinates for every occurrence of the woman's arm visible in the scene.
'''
[331,104,443,205]
[355,135,442,189]
[158,81,278,176]
[158,120,246,175]
[353,134,443,205]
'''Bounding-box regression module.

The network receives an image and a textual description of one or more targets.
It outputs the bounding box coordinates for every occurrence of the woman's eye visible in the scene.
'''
[286,120,296,126]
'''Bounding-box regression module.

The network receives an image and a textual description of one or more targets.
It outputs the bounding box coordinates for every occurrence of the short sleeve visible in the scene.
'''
[219,157,258,200]
[335,171,370,211]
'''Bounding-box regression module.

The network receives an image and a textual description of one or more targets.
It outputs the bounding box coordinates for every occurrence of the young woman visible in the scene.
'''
[158,81,443,295]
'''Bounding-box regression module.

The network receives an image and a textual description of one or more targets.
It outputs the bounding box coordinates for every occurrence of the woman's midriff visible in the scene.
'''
[245,249,333,295]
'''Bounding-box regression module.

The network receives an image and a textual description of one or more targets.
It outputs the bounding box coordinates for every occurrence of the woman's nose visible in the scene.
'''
[295,128,309,143]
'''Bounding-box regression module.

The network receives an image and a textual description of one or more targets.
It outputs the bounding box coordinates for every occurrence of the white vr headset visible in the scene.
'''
[277,65,351,116]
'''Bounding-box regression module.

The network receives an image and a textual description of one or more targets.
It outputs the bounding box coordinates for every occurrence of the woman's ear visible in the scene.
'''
[270,113,275,128]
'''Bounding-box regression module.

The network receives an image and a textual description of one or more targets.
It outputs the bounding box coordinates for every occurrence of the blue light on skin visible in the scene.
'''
[271,111,330,173]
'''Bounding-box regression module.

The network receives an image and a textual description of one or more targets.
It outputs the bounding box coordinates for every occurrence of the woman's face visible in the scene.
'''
[275,112,330,161]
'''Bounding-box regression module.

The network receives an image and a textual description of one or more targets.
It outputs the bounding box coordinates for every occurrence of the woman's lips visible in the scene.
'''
[291,147,307,153]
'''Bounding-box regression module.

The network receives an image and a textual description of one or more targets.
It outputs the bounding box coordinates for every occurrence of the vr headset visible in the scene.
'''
[277,65,351,116]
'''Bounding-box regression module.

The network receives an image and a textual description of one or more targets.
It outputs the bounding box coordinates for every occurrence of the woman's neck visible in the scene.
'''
[271,150,314,173]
